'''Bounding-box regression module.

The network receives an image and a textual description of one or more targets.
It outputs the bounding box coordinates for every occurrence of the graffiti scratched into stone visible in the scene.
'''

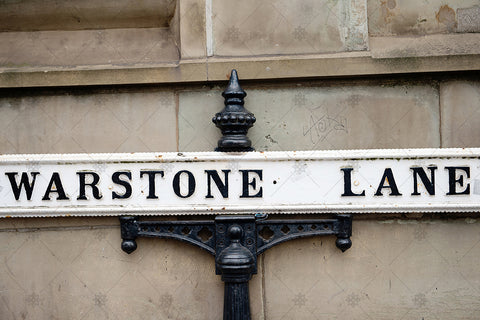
[303,112,348,145]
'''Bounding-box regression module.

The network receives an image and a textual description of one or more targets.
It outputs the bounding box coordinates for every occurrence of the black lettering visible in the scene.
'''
[42,172,69,200]
[77,172,102,200]
[341,168,365,196]
[240,170,263,198]
[445,166,470,195]
[140,170,164,199]
[112,171,132,199]
[205,170,230,198]
[411,166,437,196]
[173,170,195,198]
[374,168,402,196]
[6,172,39,200]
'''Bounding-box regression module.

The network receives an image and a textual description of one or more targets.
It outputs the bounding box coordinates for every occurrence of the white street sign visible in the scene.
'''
[1,148,480,217]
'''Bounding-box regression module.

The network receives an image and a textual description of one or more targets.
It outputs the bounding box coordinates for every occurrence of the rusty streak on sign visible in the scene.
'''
[0,148,480,217]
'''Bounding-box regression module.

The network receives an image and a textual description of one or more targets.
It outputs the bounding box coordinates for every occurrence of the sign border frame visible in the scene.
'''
[1,147,479,218]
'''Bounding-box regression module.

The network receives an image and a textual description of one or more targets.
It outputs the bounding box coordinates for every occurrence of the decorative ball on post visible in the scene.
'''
[335,214,353,252]
[335,237,352,252]
[121,239,138,254]
[213,70,256,152]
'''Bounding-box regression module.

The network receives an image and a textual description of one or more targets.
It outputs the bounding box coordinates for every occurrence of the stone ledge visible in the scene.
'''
[0,0,176,31]
[1,52,479,88]
[370,33,480,58]
[0,213,478,230]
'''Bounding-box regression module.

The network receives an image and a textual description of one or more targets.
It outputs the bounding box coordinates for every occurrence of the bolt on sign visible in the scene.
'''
[1,148,480,217]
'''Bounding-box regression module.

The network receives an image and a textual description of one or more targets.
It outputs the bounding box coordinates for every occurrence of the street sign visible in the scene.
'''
[1,148,480,217]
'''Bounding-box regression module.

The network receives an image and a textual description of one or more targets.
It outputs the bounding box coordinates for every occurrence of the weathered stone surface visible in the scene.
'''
[0,0,176,31]
[0,227,217,319]
[457,6,480,33]
[368,0,480,36]
[0,89,177,154]
[212,0,368,56]
[1,53,479,88]
[441,80,480,147]
[370,33,480,58]
[179,88,223,151]
[0,28,179,69]
[179,0,207,58]
[179,82,440,151]
[263,219,480,319]
[3,218,478,319]
[0,221,264,320]
[0,217,119,230]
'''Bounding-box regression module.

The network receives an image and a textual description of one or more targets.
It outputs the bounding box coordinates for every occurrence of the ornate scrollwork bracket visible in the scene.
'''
[120,214,352,320]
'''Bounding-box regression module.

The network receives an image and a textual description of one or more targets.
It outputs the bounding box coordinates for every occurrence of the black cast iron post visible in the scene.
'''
[119,70,353,320]
[216,216,256,319]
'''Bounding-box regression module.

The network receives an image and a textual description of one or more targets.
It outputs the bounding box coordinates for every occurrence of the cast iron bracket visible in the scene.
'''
[120,214,352,260]
[120,214,352,319]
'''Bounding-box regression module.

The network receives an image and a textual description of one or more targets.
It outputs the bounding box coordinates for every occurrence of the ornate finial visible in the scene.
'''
[212,70,255,152]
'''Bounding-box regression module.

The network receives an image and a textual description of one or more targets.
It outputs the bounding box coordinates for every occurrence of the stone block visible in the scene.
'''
[179,0,207,58]
[212,0,368,56]
[440,80,480,147]
[0,28,179,69]
[179,82,440,151]
[457,6,480,33]
[370,33,480,58]
[179,88,223,151]
[0,0,175,31]
[368,0,480,36]
[0,89,177,154]
[263,219,480,319]
[0,222,264,319]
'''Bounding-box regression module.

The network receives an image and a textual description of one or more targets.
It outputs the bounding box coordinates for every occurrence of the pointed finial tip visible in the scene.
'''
[229,69,239,84]
[223,69,245,97]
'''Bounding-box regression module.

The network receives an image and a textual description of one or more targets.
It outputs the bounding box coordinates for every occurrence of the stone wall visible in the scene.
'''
[2,217,479,319]
[0,0,479,319]
[1,77,479,319]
